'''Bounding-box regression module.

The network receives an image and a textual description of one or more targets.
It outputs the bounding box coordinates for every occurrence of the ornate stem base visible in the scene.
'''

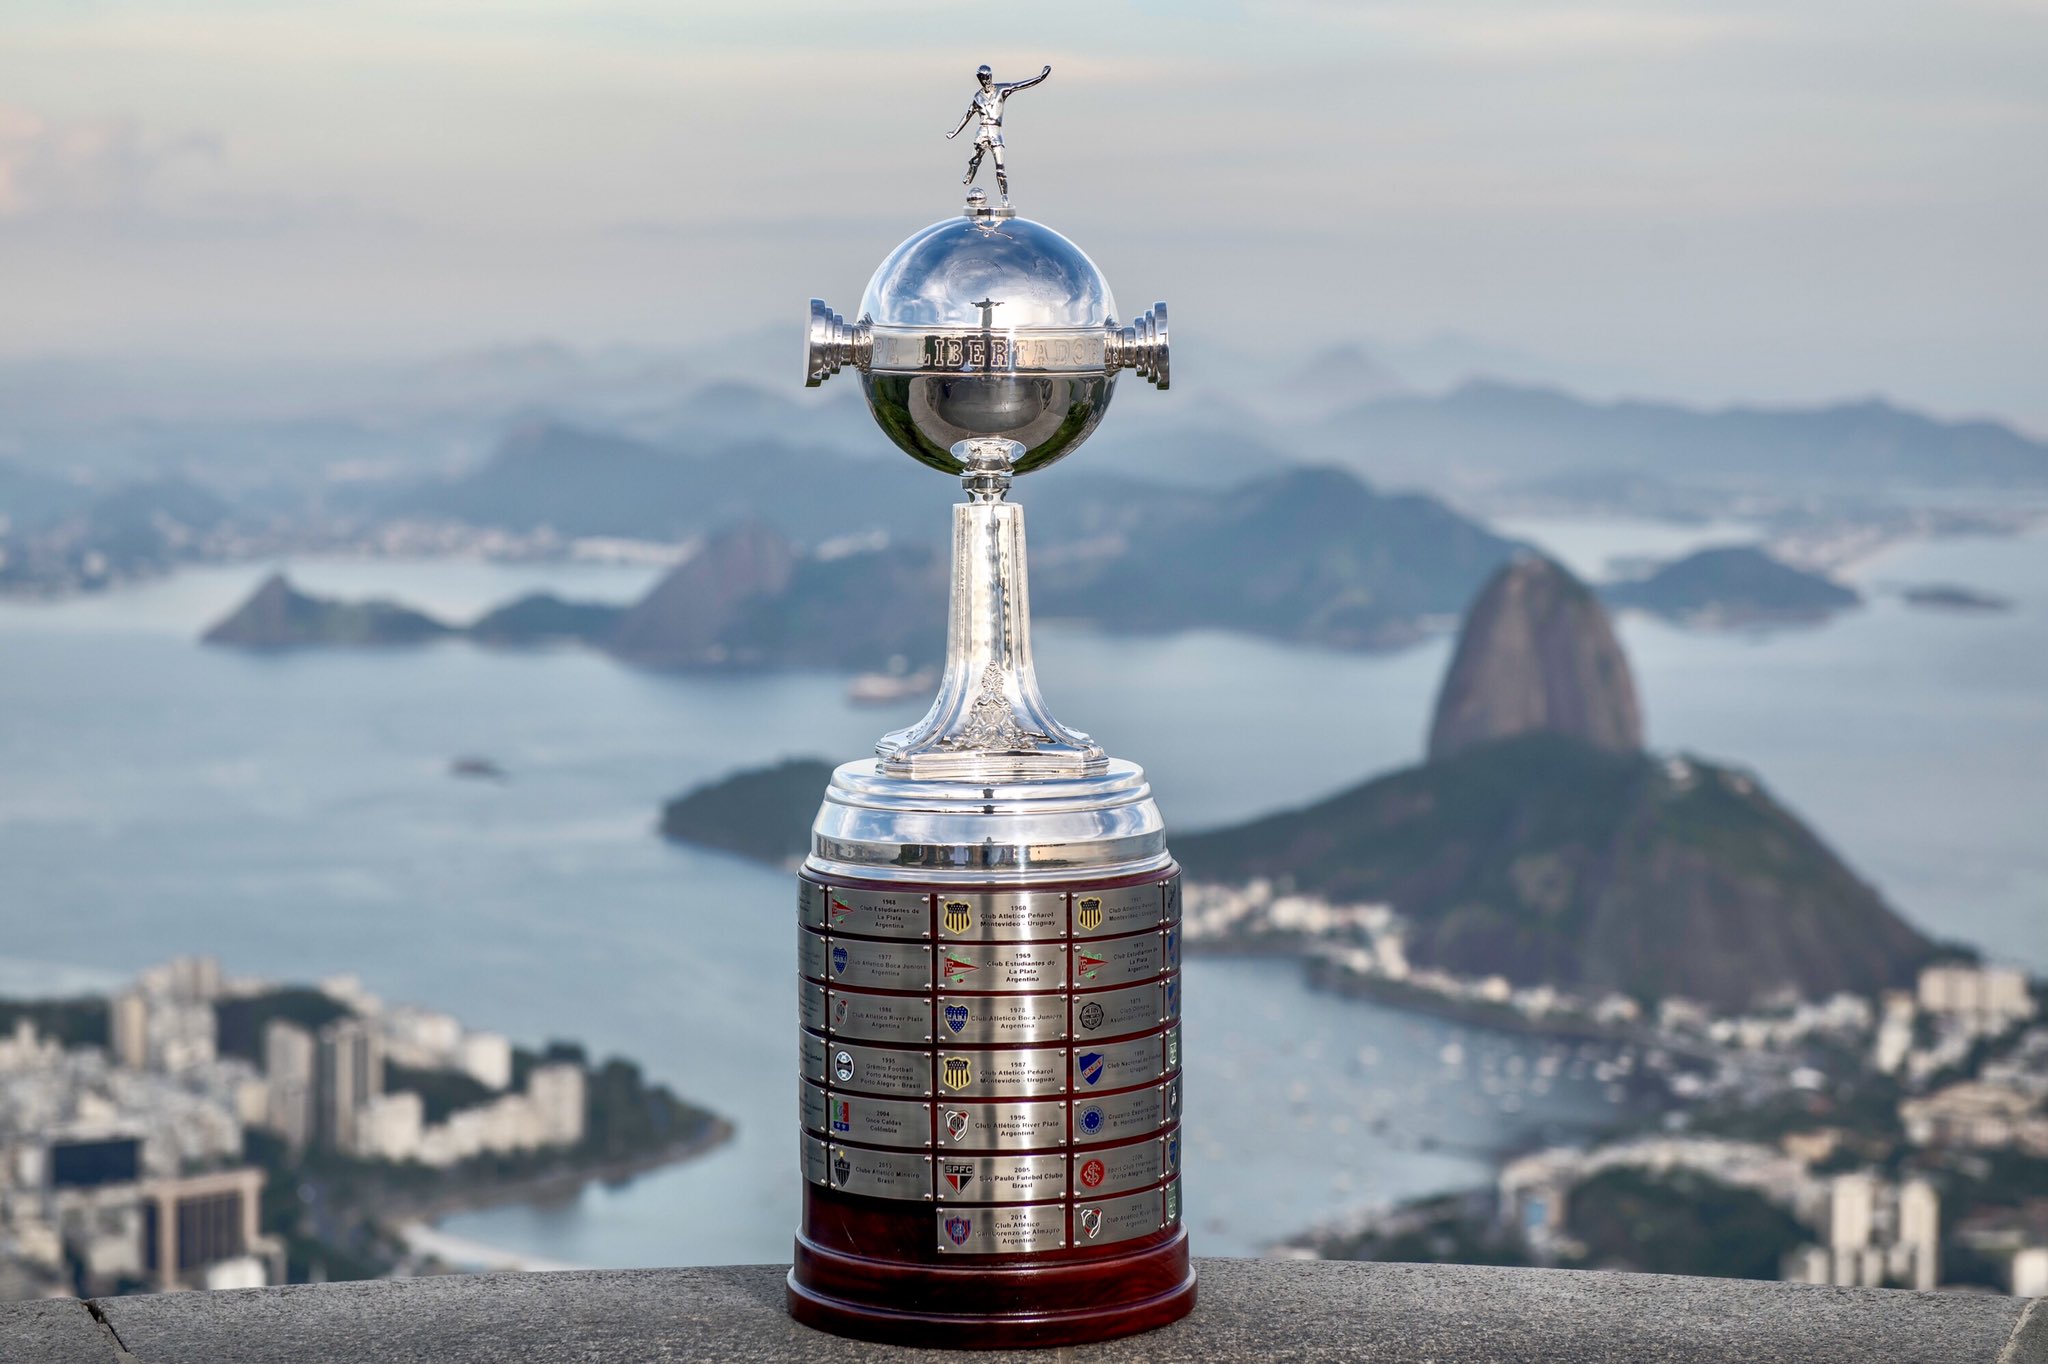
[793,866,1191,1348]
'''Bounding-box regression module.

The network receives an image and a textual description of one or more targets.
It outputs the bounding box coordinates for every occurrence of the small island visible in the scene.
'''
[1901,583,2013,613]
[1601,545,1860,627]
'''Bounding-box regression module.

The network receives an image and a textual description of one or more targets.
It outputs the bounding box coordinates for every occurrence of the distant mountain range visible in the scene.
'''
[1602,547,1861,626]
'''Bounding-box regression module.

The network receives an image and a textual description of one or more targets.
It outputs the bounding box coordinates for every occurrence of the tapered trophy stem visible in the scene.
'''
[876,439,1106,780]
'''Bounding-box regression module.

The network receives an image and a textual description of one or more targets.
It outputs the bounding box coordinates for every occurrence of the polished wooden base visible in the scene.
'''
[789,1218,1196,1349]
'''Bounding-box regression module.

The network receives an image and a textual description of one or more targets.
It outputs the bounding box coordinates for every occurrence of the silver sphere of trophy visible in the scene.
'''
[805,64,1166,482]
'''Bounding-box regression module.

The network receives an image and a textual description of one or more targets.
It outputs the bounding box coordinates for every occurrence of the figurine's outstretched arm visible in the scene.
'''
[946,106,976,139]
[1000,65,1052,95]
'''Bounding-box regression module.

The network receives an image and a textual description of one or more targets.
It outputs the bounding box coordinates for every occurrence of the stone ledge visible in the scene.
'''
[4,1259,2042,1364]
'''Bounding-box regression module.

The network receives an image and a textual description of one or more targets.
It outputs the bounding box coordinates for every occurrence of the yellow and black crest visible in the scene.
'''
[943,899,972,934]
[1076,896,1103,932]
[942,1056,974,1091]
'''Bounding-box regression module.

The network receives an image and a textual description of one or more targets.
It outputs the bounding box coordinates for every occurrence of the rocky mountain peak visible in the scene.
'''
[1428,554,1643,761]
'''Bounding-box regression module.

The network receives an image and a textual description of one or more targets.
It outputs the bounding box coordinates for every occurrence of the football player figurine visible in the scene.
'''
[947,63,1051,204]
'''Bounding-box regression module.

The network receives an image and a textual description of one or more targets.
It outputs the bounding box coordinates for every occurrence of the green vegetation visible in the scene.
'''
[383,1063,496,1125]
[0,996,108,1049]
[1177,732,1936,1009]
[1560,1168,1805,1281]
[213,988,354,1062]
[660,757,835,864]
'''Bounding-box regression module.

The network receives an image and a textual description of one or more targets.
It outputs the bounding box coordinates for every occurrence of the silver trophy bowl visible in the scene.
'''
[807,194,1166,478]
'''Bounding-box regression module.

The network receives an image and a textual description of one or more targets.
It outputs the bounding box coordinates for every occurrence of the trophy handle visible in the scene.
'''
[1106,302,1169,390]
[805,299,872,388]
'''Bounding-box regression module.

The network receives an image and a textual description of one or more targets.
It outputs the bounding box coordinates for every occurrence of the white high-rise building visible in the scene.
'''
[263,1020,316,1154]
[459,1032,514,1091]
[527,1063,587,1148]
[1897,1178,1940,1291]
[316,1018,384,1155]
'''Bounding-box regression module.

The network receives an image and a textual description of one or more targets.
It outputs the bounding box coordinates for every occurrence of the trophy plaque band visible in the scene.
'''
[790,868,1192,1347]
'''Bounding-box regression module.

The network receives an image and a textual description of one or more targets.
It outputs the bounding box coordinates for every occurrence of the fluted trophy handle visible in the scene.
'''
[1106,302,1169,390]
[804,299,870,388]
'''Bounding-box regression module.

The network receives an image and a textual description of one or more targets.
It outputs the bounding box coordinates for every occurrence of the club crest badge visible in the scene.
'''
[942,1056,974,1091]
[1076,896,1103,932]
[943,900,973,934]
[944,1109,970,1142]
[945,1215,973,1246]
[831,1149,851,1186]
[1079,1207,1103,1240]
[943,1162,975,1192]
[943,953,978,985]
[830,945,849,976]
[1078,1001,1104,1031]
[832,995,850,1028]
[1078,950,1105,980]
[944,1003,969,1034]
[1078,1051,1105,1086]
[1166,1133,1180,1170]
[1078,1104,1104,1135]
[832,1050,855,1082]
[829,896,854,926]
[1079,1158,1105,1189]
[1165,926,1180,967]
[832,1100,851,1133]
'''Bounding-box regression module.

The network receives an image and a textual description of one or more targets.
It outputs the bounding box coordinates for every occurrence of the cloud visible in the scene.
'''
[0,103,221,222]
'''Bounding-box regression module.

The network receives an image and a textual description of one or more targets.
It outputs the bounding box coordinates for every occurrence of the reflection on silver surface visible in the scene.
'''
[1071,982,1162,1040]
[823,1091,932,1149]
[824,938,932,992]
[1072,884,1162,937]
[824,886,931,939]
[936,889,1065,942]
[802,1133,830,1186]
[828,1143,933,1201]
[1071,1084,1171,1146]
[1073,1137,1163,1199]
[798,982,827,1033]
[829,990,933,1044]
[1074,1184,1169,1246]
[830,1041,934,1098]
[799,879,828,929]
[937,941,1065,993]
[936,1100,1066,1151]
[1073,932,1162,988]
[798,927,829,982]
[800,1032,827,1084]
[936,1047,1066,1098]
[936,992,1067,1045]
[800,1080,828,1134]
[935,1152,1067,1204]
[935,1202,1066,1255]
[1073,1035,1165,1094]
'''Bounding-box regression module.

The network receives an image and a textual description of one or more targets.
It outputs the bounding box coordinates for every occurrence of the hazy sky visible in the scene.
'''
[2,1,2043,425]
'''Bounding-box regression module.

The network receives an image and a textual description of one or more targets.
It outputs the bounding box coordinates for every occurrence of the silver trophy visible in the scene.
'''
[791,66,1190,1348]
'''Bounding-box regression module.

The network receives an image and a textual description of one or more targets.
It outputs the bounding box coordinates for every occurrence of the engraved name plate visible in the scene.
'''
[827,1143,932,1201]
[938,942,1066,993]
[1164,1021,1182,1071]
[1164,874,1182,924]
[799,879,828,929]
[937,890,1065,942]
[825,886,930,940]
[1073,1035,1166,1094]
[1074,1186,1166,1247]
[1163,973,1182,1022]
[936,1047,1066,1098]
[935,1153,1068,1204]
[1073,1137,1162,1198]
[800,1080,828,1133]
[1072,1085,1167,1145]
[1071,884,1162,938]
[823,1091,932,1149]
[829,990,933,1044]
[830,1041,933,1098]
[801,1133,830,1185]
[1073,932,1161,988]
[1072,982,1161,1040]
[935,1202,1067,1255]
[827,938,932,992]
[1164,923,1182,970]
[934,1099,1066,1151]
[799,982,827,1033]
[935,992,1067,1045]
[799,928,829,982]
[800,1032,827,1084]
